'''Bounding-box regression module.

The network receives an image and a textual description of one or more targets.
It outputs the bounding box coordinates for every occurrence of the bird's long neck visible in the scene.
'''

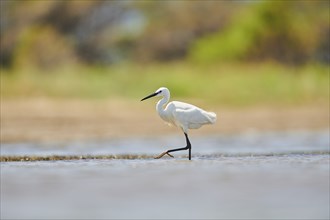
[156,95,169,120]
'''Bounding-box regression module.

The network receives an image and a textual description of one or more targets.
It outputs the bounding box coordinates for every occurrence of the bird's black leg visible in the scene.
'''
[155,133,192,160]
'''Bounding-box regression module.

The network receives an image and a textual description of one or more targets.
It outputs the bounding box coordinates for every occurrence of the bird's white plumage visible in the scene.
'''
[141,87,217,160]
[154,87,216,134]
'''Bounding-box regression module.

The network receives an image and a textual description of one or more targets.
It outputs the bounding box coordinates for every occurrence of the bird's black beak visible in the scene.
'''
[141,92,159,101]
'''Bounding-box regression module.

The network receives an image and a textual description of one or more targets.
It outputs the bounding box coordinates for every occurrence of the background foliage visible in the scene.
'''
[1,0,329,105]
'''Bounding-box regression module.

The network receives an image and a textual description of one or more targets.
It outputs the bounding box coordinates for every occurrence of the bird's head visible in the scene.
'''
[141,87,170,101]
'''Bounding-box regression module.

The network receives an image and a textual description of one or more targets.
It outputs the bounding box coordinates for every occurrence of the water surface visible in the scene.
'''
[1,131,329,219]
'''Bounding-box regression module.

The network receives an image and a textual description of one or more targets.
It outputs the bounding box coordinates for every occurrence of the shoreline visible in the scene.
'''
[1,98,329,143]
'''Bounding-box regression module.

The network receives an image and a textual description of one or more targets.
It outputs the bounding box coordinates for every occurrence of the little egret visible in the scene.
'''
[141,87,217,160]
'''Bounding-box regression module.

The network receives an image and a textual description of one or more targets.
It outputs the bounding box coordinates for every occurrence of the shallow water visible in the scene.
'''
[1,130,329,156]
[1,131,329,219]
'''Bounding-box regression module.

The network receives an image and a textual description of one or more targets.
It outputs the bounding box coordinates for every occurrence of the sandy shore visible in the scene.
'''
[1,98,329,142]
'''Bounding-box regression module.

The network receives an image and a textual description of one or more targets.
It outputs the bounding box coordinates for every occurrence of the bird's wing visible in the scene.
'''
[173,107,213,127]
[167,101,216,131]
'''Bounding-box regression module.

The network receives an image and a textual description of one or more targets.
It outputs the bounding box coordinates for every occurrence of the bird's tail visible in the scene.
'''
[206,111,217,124]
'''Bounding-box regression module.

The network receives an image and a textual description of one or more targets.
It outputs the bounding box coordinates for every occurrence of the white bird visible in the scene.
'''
[141,87,217,160]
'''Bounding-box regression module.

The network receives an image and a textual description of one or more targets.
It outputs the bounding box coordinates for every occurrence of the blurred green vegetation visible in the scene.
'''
[1,1,329,66]
[189,1,330,64]
[1,62,328,106]
[0,1,329,106]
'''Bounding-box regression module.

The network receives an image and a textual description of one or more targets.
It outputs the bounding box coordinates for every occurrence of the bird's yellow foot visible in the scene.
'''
[154,151,174,159]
